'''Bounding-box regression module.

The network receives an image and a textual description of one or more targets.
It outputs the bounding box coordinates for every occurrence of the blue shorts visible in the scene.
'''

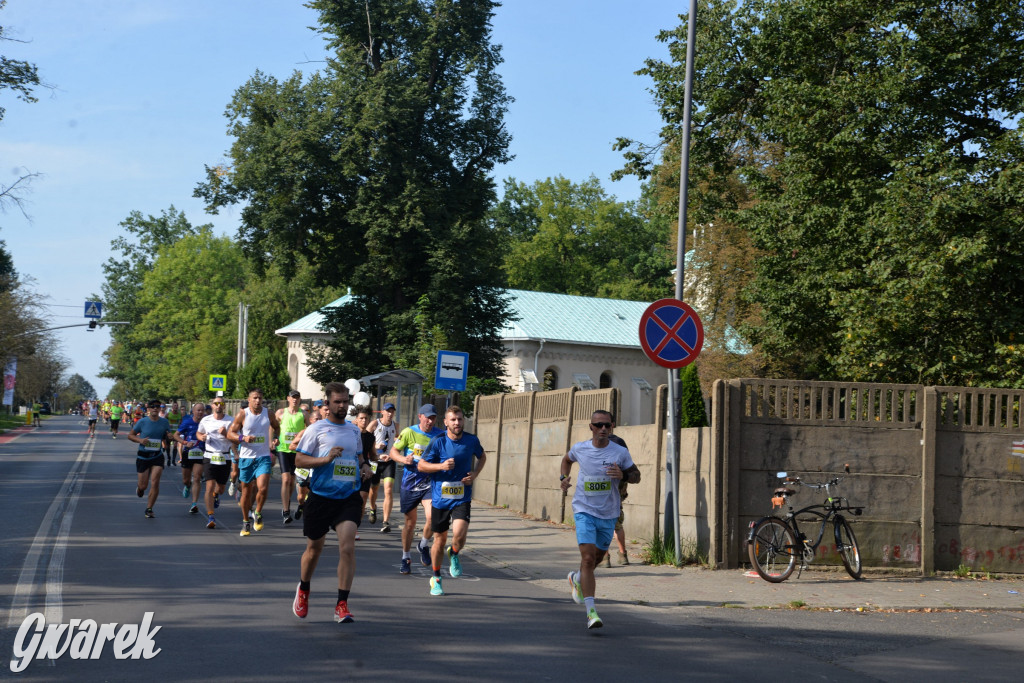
[574,512,616,550]
[239,456,272,483]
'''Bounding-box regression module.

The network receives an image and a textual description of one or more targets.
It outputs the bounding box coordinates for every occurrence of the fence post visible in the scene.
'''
[921,386,937,576]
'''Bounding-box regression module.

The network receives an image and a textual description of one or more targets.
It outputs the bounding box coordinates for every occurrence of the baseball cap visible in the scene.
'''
[314,400,324,407]
[383,402,396,411]
[288,390,301,398]
[418,403,437,417]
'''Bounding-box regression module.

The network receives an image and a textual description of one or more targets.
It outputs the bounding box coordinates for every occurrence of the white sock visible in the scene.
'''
[402,551,411,560]
[584,597,595,611]
[419,537,430,550]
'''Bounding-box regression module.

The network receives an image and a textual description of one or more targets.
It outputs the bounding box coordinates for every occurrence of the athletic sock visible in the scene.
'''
[299,580,311,591]
[402,551,412,560]
[418,537,430,550]
[449,547,459,556]
[338,589,349,603]
[584,597,595,611]
[433,567,441,577]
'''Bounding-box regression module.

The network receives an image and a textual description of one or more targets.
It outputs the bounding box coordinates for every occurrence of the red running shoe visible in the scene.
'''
[334,600,354,623]
[293,584,309,619]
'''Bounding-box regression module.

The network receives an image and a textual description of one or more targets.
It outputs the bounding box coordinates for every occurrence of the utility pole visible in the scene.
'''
[237,303,249,369]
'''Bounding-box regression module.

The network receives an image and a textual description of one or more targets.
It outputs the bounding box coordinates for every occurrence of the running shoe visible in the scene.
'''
[214,494,220,509]
[253,511,264,531]
[294,504,303,520]
[334,600,354,623]
[189,504,198,515]
[368,508,377,524]
[136,486,144,498]
[293,584,309,619]
[400,558,411,575]
[447,546,462,578]
[355,531,361,540]
[240,520,251,537]
[181,482,190,498]
[429,576,444,596]
[206,514,216,529]
[227,481,236,497]
[586,608,603,629]
[419,541,431,567]
[568,571,583,604]
[283,510,293,525]
[380,521,391,533]
[144,508,154,518]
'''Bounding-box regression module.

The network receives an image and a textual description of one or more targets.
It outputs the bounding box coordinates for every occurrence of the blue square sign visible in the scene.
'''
[435,351,469,392]
[84,301,103,319]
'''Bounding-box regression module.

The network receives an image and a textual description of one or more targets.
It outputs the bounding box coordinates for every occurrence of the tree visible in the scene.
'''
[679,364,708,428]
[0,273,45,371]
[196,0,513,383]
[492,176,674,301]
[1,0,44,216]
[622,0,1024,386]
[59,373,97,408]
[99,207,201,395]
[14,345,67,406]
[128,228,246,398]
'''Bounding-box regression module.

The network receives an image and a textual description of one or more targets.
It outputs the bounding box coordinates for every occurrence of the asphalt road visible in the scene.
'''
[2,415,1023,681]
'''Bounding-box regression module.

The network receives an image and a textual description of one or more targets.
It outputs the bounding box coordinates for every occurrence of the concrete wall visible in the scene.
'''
[475,379,1024,575]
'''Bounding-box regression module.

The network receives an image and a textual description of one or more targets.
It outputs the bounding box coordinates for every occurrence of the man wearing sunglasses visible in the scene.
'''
[198,398,237,529]
[560,410,641,630]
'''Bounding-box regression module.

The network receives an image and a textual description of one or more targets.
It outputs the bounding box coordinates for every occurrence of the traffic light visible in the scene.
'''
[88,320,97,331]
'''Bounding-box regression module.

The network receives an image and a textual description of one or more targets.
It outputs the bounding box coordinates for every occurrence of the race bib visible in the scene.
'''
[370,461,378,473]
[283,432,297,442]
[411,443,425,461]
[582,476,612,496]
[441,481,465,500]
[208,453,226,465]
[188,448,203,460]
[332,458,358,483]
[248,436,266,444]
[142,439,162,451]
[295,467,311,479]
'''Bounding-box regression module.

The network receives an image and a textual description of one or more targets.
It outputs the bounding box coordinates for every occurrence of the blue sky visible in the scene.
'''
[1,1,683,398]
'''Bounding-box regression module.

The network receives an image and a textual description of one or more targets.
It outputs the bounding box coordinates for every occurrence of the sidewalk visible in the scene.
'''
[465,503,1024,612]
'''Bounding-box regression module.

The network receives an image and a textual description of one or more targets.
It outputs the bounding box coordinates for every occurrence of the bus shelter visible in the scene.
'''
[358,369,425,431]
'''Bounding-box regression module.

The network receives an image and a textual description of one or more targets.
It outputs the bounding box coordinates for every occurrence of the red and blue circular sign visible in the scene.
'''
[638,298,704,369]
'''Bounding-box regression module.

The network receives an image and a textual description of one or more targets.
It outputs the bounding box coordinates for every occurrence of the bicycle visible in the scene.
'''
[747,464,864,583]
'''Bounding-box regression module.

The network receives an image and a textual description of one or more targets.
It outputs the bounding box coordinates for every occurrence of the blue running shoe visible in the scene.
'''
[400,558,411,575]
[447,546,462,578]
[429,576,444,596]
[419,541,431,567]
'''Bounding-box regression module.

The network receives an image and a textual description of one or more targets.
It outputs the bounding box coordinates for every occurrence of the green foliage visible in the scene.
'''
[204,1,514,385]
[234,345,291,399]
[679,364,708,428]
[59,373,97,406]
[492,176,674,301]
[623,0,1024,386]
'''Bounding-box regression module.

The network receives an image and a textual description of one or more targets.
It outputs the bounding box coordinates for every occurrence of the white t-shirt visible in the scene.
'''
[198,415,234,459]
[567,439,634,520]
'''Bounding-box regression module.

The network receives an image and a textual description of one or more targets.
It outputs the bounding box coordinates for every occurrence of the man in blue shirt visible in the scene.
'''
[129,399,187,519]
[390,404,445,574]
[417,405,486,596]
[176,403,207,514]
[291,382,372,624]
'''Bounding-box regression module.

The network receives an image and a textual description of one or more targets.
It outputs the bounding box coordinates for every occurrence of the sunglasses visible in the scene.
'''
[590,422,612,429]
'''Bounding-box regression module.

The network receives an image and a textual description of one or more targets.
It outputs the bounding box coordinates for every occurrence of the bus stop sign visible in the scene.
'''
[638,298,703,369]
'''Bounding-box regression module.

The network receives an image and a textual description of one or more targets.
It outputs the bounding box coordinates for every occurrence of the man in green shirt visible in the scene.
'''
[276,390,310,524]
[109,401,125,439]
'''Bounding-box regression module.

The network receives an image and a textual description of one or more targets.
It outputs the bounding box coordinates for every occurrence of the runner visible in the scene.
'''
[132,402,144,428]
[109,401,124,439]
[276,390,309,525]
[353,405,377,540]
[290,399,324,520]
[165,402,183,466]
[291,382,370,623]
[86,400,99,437]
[366,402,397,532]
[176,403,207,515]
[390,404,444,575]
[228,388,281,537]
[128,399,187,518]
[197,397,236,529]
[560,410,641,629]
[417,405,486,596]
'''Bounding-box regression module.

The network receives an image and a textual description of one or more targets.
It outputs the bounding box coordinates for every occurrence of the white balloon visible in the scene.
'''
[344,378,361,395]
[353,391,371,407]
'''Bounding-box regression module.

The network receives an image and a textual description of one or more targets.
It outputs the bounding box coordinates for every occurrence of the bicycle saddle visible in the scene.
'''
[773,487,797,497]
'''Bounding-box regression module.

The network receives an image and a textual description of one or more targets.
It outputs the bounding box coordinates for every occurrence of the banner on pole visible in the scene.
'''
[3,358,17,406]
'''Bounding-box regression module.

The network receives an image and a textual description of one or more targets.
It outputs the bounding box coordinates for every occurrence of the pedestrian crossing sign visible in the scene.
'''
[209,375,227,391]
[84,301,102,319]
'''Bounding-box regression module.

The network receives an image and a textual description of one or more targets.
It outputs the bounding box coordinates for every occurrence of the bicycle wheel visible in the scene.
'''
[748,517,797,583]
[834,516,862,579]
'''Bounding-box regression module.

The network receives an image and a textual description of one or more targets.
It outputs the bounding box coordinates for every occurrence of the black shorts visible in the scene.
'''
[302,490,363,540]
[182,454,205,469]
[376,460,397,481]
[88,418,97,425]
[277,451,296,474]
[110,419,120,429]
[400,486,431,515]
[203,460,232,485]
[136,455,162,473]
[430,501,471,534]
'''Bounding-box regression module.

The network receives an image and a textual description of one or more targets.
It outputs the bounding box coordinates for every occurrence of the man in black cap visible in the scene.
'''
[389,403,444,574]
